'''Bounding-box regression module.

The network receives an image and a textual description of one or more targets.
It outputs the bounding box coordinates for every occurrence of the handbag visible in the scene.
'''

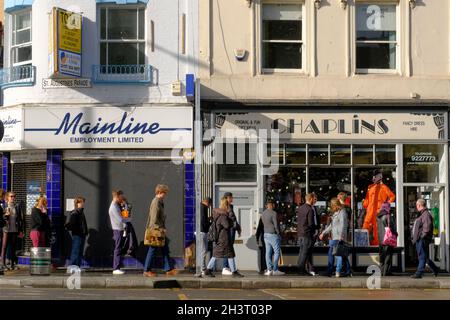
[144,213,166,247]
[332,242,350,257]
[382,214,397,247]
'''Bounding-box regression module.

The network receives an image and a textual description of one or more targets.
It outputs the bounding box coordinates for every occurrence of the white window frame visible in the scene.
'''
[354,1,400,75]
[259,1,306,74]
[99,5,146,67]
[10,8,32,68]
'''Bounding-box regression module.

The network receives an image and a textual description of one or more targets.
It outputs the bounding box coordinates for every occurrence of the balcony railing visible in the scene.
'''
[92,64,153,85]
[0,65,36,89]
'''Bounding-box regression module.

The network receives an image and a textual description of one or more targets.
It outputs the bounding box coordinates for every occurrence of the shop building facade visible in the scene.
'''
[0,0,198,269]
[199,0,450,272]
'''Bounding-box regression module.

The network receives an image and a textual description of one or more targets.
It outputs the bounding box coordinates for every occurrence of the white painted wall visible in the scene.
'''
[2,0,198,106]
[199,0,450,102]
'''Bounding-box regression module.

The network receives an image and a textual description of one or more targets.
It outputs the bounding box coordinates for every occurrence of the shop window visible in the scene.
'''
[403,145,445,184]
[261,3,303,72]
[356,3,398,73]
[376,144,396,165]
[11,9,32,67]
[353,145,374,165]
[267,144,285,165]
[308,145,329,165]
[265,167,306,245]
[216,142,257,182]
[100,7,145,67]
[286,144,306,165]
[331,145,351,165]
[354,167,397,247]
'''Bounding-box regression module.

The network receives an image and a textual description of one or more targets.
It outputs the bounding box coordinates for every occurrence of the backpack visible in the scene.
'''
[207,217,220,243]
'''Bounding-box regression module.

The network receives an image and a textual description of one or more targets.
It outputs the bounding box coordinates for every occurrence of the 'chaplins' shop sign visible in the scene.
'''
[216,112,447,140]
[22,106,193,149]
[0,108,23,151]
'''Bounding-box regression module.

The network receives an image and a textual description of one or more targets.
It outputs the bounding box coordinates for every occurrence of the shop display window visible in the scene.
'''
[331,145,351,165]
[404,144,445,184]
[353,145,374,165]
[264,143,398,248]
[216,142,257,182]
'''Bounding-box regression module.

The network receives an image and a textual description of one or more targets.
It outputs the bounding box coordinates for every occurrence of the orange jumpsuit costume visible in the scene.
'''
[363,182,395,246]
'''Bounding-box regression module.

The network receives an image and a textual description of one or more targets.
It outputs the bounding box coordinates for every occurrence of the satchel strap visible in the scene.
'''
[145,203,152,229]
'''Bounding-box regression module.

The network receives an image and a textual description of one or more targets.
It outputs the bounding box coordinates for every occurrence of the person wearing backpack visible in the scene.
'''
[200,197,212,275]
[204,197,243,278]
[377,201,397,276]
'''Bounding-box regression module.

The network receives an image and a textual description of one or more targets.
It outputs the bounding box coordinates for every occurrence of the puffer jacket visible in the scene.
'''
[212,208,235,259]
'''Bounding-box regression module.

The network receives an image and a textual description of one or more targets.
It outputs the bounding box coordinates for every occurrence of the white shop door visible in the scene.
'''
[215,186,259,270]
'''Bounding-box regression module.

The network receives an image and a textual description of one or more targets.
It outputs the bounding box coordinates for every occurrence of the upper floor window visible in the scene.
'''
[11,9,32,67]
[100,7,145,66]
[261,3,303,73]
[356,3,398,73]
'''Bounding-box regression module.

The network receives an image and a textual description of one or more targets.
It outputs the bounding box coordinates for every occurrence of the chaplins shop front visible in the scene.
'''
[0,105,194,269]
[207,109,449,272]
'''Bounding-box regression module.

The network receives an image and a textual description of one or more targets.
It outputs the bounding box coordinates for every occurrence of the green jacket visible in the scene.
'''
[148,197,166,229]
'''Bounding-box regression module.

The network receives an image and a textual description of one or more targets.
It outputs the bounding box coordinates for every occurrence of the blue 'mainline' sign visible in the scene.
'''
[23,107,194,149]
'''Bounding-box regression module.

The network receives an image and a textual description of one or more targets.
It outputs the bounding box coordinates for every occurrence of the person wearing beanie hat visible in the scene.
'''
[363,171,396,246]
[377,201,397,276]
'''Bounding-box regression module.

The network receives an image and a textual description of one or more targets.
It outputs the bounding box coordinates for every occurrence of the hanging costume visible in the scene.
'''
[363,179,395,246]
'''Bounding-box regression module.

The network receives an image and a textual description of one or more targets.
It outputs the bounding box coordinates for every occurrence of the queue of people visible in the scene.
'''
[0,184,441,279]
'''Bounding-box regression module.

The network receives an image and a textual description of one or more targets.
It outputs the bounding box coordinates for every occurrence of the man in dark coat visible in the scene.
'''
[411,198,439,279]
[296,193,317,276]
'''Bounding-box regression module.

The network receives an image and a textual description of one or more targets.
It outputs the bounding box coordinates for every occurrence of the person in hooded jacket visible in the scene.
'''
[204,197,244,278]
[377,201,397,276]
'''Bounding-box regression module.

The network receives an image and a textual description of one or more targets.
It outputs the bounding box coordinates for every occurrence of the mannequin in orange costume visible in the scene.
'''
[363,171,395,246]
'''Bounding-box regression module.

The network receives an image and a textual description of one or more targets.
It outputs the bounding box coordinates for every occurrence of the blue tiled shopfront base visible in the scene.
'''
[18,256,185,270]
[184,163,195,247]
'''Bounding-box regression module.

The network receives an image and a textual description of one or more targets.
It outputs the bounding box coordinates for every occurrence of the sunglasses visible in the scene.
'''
[9,195,16,198]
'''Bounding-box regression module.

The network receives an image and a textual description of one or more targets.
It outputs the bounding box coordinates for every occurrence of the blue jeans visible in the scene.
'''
[144,242,172,272]
[415,239,439,275]
[264,233,281,272]
[327,240,339,275]
[69,235,85,267]
[207,257,236,272]
[336,255,351,274]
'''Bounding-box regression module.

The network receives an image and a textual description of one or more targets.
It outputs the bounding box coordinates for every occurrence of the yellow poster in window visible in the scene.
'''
[58,9,82,54]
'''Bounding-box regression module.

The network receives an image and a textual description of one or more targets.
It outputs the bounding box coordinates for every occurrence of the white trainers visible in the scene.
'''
[335,272,340,278]
[309,271,317,277]
[264,270,273,276]
[113,269,125,275]
[272,270,285,276]
[222,268,233,275]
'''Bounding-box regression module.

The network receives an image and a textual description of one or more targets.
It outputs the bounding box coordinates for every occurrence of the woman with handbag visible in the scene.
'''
[377,201,397,276]
[319,198,351,278]
[143,184,178,277]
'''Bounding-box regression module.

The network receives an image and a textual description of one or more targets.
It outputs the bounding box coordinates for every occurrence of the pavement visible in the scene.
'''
[2,288,450,300]
[1,268,450,289]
